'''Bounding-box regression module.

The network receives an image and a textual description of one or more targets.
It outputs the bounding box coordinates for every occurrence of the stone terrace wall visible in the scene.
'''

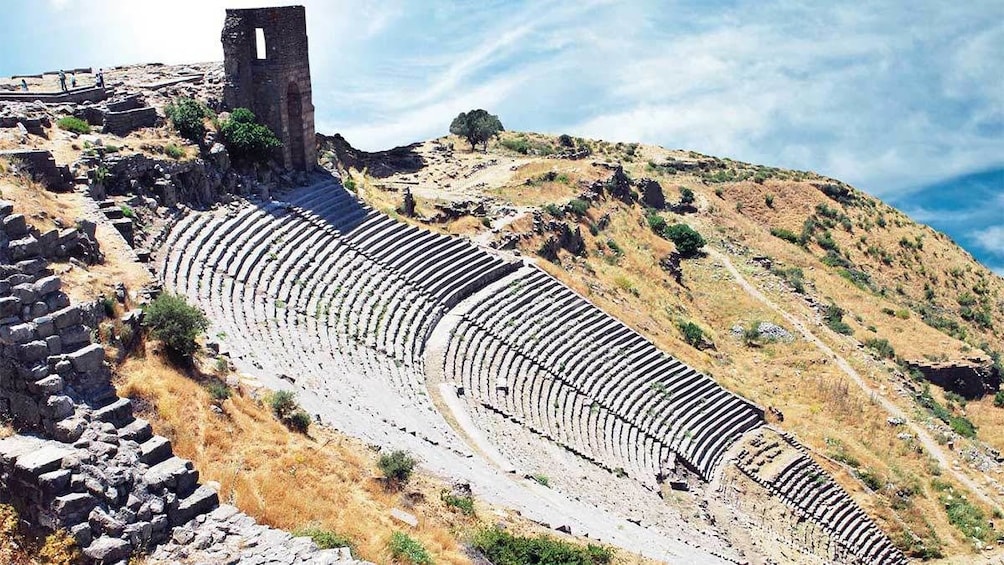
[0,200,365,564]
[102,106,158,136]
[0,86,108,104]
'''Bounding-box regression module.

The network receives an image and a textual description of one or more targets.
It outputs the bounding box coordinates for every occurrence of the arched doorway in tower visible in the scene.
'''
[286,81,306,170]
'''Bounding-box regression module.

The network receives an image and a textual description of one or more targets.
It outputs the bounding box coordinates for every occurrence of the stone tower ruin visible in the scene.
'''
[221,6,317,171]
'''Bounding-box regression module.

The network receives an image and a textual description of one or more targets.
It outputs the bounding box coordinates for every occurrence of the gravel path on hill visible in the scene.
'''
[709,248,1001,510]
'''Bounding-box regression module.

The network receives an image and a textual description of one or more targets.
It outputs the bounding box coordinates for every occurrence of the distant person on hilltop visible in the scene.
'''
[71,74,77,88]
[58,70,67,92]
[20,79,27,91]
[96,69,104,88]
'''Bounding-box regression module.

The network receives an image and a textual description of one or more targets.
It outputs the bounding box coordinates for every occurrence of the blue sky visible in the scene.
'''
[2,0,1002,272]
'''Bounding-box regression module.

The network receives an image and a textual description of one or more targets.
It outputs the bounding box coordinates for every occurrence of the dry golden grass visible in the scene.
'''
[116,349,474,564]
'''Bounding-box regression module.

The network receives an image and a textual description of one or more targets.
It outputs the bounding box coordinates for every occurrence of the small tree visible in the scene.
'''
[679,186,695,206]
[378,450,416,486]
[664,223,705,257]
[143,293,208,356]
[269,390,311,433]
[165,97,211,143]
[449,109,503,151]
[219,108,282,163]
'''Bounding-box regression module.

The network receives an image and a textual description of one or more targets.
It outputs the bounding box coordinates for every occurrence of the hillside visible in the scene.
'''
[1,58,1002,565]
[329,130,1004,560]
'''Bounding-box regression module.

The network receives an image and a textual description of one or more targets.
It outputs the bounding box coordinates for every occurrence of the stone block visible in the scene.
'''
[31,374,64,395]
[45,334,62,355]
[0,200,13,217]
[44,394,75,420]
[11,283,37,304]
[59,324,90,349]
[93,397,131,426]
[139,436,172,465]
[38,468,72,496]
[8,235,40,260]
[34,315,54,337]
[169,485,219,526]
[15,443,74,477]
[54,417,85,443]
[19,340,49,363]
[68,343,104,372]
[2,213,27,238]
[51,305,82,329]
[2,322,35,344]
[83,536,131,562]
[0,296,19,318]
[33,275,61,297]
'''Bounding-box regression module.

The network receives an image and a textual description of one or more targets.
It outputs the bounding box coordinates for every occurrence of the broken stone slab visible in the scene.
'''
[390,507,418,528]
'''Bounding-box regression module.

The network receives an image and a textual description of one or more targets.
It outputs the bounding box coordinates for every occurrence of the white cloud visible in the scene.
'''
[973,225,1004,256]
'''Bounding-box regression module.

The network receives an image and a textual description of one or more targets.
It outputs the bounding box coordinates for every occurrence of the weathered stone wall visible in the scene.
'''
[221,6,317,171]
[102,106,159,136]
[0,149,73,191]
[0,86,108,104]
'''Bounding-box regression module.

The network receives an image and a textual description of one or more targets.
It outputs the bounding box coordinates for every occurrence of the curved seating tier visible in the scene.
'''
[444,267,764,481]
[734,431,908,565]
[158,179,520,451]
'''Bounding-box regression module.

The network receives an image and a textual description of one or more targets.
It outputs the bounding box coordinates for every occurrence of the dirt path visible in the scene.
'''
[708,248,1001,510]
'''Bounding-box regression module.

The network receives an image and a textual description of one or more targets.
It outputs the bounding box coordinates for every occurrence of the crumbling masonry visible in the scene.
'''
[222,6,317,171]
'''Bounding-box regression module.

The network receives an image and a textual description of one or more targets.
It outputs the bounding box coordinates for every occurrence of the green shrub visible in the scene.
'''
[268,390,311,433]
[823,303,853,335]
[143,293,209,356]
[219,108,282,163]
[770,227,799,244]
[678,321,703,348]
[678,186,695,206]
[165,97,211,142]
[544,203,564,218]
[164,144,185,160]
[441,491,475,516]
[855,468,883,491]
[206,381,231,401]
[530,474,550,487]
[994,391,1004,408]
[764,194,774,208]
[293,526,354,554]
[388,532,432,565]
[378,450,416,485]
[270,390,298,419]
[119,205,135,219]
[501,137,530,154]
[286,409,312,433]
[771,266,806,293]
[663,223,705,257]
[343,177,357,192]
[646,213,666,234]
[567,198,590,216]
[863,338,896,359]
[471,526,613,565]
[934,481,993,542]
[57,116,90,134]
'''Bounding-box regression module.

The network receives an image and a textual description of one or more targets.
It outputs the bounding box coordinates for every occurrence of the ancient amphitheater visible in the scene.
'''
[158,175,908,564]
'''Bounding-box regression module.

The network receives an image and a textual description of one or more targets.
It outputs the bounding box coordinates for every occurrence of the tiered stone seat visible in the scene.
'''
[444,267,764,481]
[158,179,520,453]
[733,432,909,565]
